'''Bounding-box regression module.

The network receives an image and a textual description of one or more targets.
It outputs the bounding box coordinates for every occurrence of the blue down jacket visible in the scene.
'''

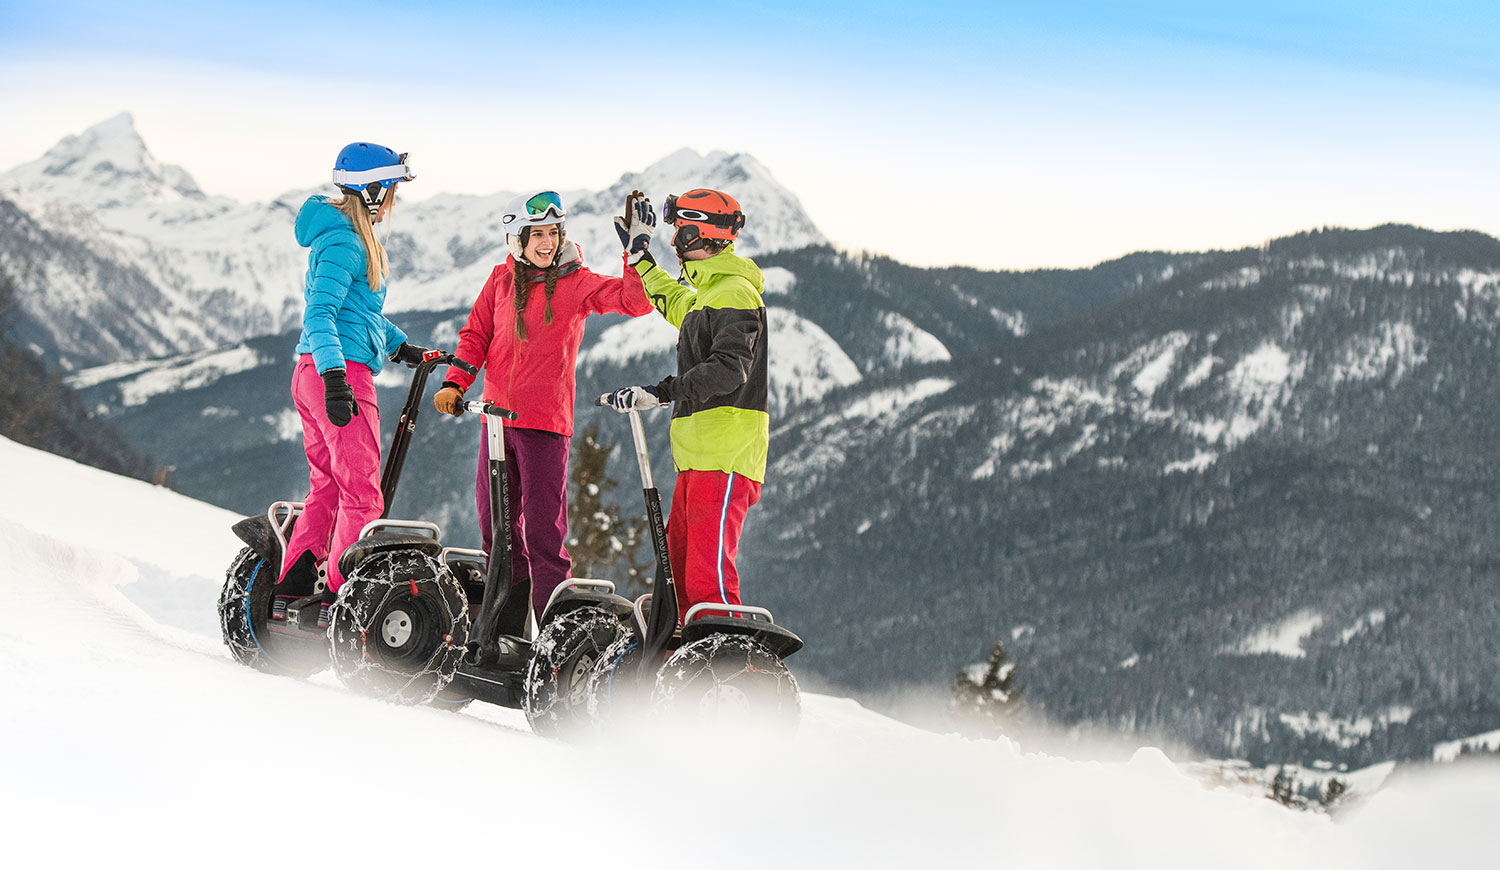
[292,196,406,374]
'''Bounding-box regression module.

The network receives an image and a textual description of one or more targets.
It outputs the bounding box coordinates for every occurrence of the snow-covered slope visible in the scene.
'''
[1,433,1497,868]
[0,114,825,366]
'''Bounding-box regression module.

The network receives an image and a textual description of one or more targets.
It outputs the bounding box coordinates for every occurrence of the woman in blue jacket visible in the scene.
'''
[272,142,429,625]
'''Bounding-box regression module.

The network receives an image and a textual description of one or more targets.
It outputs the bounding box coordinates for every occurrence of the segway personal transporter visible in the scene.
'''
[583,401,803,731]
[428,400,636,729]
[216,349,476,691]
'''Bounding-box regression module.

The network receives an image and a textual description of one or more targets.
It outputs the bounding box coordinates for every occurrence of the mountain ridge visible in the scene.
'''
[0,114,827,368]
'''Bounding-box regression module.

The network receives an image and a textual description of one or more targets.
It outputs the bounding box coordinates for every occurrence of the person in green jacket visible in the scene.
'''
[603,188,768,627]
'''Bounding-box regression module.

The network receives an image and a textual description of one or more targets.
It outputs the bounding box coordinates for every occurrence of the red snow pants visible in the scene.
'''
[278,355,383,593]
[665,469,761,627]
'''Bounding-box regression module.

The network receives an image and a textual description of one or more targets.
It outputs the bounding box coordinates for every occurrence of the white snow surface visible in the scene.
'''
[65,344,262,406]
[1165,449,1219,474]
[1328,321,1428,385]
[576,306,862,418]
[1230,609,1325,658]
[1276,708,1417,751]
[1214,341,1302,447]
[761,265,797,296]
[4,436,1500,867]
[841,377,954,422]
[577,313,681,367]
[768,308,863,414]
[877,311,951,365]
[1434,727,1500,762]
[1122,331,1191,399]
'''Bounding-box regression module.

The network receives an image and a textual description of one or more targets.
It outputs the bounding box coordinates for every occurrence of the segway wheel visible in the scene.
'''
[651,634,800,733]
[217,547,328,677]
[327,549,468,705]
[523,606,627,737]
[584,627,655,729]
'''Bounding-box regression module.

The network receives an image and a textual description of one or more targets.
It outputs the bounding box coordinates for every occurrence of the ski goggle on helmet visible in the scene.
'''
[331,142,415,215]
[502,191,567,229]
[503,191,567,264]
[663,188,745,254]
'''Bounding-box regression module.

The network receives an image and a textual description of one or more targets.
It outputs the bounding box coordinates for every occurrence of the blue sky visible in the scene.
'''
[3,1,1498,269]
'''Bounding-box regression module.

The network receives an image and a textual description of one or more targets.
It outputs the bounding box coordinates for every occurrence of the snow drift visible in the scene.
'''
[0,435,1495,868]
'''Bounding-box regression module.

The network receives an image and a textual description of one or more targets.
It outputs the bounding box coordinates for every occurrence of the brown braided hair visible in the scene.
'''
[512,226,564,340]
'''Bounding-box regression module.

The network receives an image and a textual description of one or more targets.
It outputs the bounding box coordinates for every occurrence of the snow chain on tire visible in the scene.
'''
[217,546,327,677]
[652,634,801,733]
[524,606,627,737]
[327,549,468,705]
[585,627,652,729]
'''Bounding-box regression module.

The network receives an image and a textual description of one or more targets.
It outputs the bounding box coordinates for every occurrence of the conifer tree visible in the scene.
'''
[1319,777,1348,811]
[949,639,1023,737]
[1270,767,1299,808]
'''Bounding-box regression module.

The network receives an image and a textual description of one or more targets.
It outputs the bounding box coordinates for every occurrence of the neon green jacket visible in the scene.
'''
[636,245,769,481]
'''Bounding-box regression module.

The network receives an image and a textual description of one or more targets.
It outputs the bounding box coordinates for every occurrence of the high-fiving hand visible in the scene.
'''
[613,189,655,267]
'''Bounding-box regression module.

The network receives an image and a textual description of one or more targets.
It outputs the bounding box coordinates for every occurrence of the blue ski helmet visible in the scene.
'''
[332,142,415,215]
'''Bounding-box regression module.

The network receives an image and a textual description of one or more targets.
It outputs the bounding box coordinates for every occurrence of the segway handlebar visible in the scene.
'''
[378,347,470,519]
[460,400,518,421]
[398,348,476,376]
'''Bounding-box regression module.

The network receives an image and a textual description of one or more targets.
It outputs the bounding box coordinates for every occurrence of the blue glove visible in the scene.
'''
[613,191,655,266]
[602,384,663,412]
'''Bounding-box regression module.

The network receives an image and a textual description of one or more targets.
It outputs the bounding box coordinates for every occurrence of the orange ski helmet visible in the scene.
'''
[663,188,746,255]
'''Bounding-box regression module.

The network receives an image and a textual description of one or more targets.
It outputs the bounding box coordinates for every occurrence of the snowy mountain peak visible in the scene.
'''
[0,114,830,362]
[569,147,826,259]
[387,147,829,311]
[1,112,204,207]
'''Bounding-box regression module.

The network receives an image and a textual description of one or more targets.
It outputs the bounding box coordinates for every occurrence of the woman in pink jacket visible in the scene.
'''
[433,190,653,613]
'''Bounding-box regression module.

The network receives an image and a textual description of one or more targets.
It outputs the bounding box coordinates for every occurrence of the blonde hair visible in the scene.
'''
[328,192,390,291]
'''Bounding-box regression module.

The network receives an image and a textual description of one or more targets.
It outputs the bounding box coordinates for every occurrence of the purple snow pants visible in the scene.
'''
[278,355,382,593]
[477,421,572,613]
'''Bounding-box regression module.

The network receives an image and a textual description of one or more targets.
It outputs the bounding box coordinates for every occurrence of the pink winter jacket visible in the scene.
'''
[444,244,652,436]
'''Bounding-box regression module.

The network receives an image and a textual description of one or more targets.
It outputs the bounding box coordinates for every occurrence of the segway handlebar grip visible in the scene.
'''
[461,400,517,421]
[448,356,479,376]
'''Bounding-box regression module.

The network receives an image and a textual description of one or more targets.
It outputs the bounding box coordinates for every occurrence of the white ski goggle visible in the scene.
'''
[331,152,416,188]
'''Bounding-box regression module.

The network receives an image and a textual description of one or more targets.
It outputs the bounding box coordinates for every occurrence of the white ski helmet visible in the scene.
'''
[503,191,566,263]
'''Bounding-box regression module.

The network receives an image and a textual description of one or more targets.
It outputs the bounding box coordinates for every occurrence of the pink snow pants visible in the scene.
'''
[278,355,382,592]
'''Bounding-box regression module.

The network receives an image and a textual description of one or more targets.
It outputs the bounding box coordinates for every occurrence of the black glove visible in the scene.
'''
[390,341,431,368]
[322,368,359,427]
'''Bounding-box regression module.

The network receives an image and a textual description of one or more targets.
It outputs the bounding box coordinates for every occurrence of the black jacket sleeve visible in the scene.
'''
[657,308,762,404]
